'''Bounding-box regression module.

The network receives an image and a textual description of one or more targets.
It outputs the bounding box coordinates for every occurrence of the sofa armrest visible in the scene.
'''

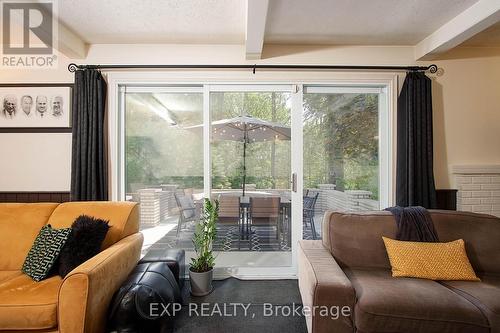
[298,240,355,333]
[58,233,143,333]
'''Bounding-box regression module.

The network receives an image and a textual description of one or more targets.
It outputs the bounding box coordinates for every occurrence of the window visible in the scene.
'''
[114,77,393,276]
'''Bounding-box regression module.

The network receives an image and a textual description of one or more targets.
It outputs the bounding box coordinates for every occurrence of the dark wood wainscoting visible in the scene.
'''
[0,192,71,203]
[436,189,458,211]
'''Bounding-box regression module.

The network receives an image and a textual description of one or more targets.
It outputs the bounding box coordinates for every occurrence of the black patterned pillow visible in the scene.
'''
[22,224,71,282]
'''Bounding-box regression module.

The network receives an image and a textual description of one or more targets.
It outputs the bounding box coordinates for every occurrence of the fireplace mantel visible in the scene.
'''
[452,165,500,175]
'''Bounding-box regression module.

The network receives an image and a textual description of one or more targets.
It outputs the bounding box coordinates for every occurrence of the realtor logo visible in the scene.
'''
[1,0,57,68]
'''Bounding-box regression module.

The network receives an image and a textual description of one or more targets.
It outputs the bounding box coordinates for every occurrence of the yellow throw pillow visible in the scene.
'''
[382,237,480,281]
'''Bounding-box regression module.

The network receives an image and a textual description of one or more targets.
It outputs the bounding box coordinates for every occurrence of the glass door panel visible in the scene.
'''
[302,87,382,240]
[123,89,204,255]
[210,89,293,267]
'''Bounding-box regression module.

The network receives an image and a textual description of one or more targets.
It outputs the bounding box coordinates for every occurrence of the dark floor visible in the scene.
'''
[171,278,307,333]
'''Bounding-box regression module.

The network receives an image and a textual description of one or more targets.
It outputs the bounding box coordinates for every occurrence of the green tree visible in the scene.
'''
[124,90,379,199]
[126,136,160,192]
[303,93,378,197]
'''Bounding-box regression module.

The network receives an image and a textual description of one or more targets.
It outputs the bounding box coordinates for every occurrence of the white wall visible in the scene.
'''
[0,44,498,191]
[0,133,71,191]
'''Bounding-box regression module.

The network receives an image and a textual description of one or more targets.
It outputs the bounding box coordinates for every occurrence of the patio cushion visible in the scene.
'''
[346,268,489,333]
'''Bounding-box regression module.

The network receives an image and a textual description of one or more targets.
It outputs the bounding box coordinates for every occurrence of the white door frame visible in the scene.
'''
[106,71,398,279]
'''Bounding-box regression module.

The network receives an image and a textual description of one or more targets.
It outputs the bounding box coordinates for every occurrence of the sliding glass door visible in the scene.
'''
[119,82,389,276]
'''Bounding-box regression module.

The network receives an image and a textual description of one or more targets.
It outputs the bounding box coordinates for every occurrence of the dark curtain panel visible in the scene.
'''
[396,71,437,208]
[70,69,108,201]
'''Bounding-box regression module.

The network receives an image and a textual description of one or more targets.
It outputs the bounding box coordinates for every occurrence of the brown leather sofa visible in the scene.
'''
[0,202,144,333]
[298,210,500,333]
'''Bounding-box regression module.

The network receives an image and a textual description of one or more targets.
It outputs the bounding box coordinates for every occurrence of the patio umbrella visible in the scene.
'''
[186,115,291,196]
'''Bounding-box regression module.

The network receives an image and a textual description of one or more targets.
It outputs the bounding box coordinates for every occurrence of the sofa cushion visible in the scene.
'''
[47,201,139,249]
[0,271,22,284]
[441,276,500,332]
[0,203,59,270]
[0,273,62,330]
[346,269,490,333]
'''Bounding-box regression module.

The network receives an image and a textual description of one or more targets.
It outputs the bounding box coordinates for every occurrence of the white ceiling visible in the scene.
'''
[265,0,480,45]
[58,0,487,46]
[53,0,500,60]
[58,0,246,44]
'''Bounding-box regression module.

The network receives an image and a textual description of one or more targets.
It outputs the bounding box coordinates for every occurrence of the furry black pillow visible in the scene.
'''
[57,215,110,278]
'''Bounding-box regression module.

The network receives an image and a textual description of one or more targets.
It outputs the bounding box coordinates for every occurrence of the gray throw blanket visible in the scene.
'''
[385,206,439,242]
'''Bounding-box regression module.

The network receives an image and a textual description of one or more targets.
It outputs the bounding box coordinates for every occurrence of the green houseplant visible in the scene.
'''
[189,198,219,296]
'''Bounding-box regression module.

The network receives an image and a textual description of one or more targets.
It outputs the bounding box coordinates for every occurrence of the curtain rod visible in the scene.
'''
[67,63,438,74]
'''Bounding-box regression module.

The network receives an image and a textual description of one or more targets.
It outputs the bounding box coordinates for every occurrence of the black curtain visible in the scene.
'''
[396,71,437,208]
[70,69,108,201]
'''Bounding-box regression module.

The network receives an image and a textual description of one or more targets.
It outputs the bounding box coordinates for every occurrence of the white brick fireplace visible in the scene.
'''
[452,165,500,217]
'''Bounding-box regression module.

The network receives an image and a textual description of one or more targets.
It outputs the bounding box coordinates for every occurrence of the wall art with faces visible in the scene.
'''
[0,84,72,129]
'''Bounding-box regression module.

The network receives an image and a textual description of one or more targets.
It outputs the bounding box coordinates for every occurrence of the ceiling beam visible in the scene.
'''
[415,0,500,60]
[57,21,88,59]
[245,0,269,60]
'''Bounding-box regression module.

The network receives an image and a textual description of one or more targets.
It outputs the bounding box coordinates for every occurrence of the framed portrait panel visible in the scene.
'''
[0,83,73,132]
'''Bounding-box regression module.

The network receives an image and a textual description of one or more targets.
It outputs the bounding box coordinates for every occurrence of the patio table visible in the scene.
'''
[239,196,291,247]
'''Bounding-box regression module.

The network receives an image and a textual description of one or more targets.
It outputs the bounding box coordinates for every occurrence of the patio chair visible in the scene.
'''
[217,195,241,225]
[174,192,198,237]
[303,192,319,239]
[184,187,204,216]
[217,195,242,249]
[250,196,281,240]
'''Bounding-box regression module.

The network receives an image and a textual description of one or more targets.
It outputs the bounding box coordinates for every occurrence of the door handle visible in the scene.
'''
[291,172,297,192]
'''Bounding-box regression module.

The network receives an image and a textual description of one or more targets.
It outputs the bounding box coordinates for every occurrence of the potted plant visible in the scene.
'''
[189,198,219,296]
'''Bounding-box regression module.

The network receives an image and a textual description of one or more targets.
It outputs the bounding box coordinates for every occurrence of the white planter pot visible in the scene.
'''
[189,268,213,296]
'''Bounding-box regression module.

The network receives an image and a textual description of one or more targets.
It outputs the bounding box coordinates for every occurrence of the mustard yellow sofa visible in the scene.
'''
[0,202,144,333]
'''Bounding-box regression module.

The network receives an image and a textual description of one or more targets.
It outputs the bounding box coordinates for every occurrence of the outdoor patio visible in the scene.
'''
[135,183,378,255]
[140,212,321,256]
